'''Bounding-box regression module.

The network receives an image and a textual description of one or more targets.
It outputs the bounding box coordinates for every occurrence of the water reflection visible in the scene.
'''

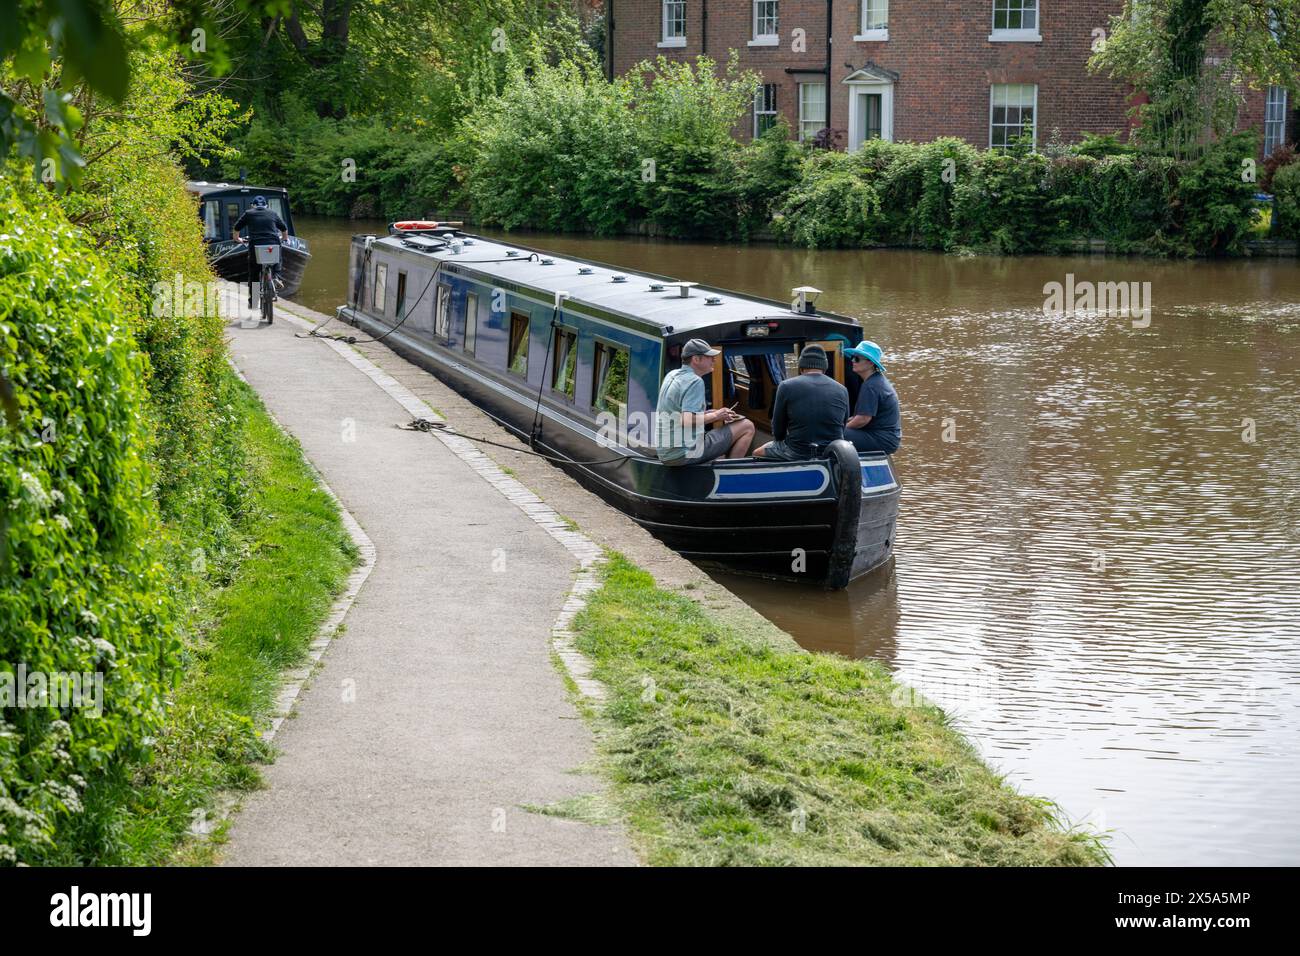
[293,217,1300,866]
[717,559,902,663]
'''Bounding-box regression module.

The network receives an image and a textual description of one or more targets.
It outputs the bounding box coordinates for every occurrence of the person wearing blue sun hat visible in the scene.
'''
[842,340,901,455]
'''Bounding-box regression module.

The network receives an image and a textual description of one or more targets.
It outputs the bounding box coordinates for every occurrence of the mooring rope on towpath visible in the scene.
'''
[399,417,632,467]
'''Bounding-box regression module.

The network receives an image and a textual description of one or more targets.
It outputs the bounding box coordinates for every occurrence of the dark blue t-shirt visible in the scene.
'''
[771,372,850,456]
[853,372,901,442]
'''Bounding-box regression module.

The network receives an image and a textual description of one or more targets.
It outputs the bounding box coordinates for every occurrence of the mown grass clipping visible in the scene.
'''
[573,555,1109,866]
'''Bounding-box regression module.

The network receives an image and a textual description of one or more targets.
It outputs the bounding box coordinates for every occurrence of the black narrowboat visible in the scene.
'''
[336,226,900,589]
[184,181,311,297]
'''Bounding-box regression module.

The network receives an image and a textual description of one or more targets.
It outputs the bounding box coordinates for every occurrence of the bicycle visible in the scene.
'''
[249,241,281,325]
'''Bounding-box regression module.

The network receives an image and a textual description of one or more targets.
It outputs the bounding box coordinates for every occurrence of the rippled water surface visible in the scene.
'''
[294,216,1300,866]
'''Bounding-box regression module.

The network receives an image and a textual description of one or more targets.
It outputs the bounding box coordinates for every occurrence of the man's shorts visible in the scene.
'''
[844,427,900,455]
[758,439,812,462]
[666,424,734,466]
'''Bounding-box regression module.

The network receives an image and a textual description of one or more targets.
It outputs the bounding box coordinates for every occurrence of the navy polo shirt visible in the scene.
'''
[853,372,901,444]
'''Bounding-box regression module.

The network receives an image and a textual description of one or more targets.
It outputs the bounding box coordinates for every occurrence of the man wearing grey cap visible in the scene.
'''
[655,338,755,465]
[753,343,849,461]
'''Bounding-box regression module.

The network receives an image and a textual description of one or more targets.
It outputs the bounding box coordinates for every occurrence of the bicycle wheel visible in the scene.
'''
[261,267,274,324]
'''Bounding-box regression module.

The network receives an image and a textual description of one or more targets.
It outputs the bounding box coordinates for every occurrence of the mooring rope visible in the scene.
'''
[399,417,633,466]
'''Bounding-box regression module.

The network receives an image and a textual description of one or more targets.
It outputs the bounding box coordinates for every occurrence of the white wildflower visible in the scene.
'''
[19,471,50,507]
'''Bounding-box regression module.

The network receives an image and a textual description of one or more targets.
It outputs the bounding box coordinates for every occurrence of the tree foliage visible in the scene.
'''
[1092,0,1300,157]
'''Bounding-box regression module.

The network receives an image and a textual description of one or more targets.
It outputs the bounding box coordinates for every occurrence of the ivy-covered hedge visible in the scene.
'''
[0,176,179,864]
[774,131,1260,257]
[60,156,249,578]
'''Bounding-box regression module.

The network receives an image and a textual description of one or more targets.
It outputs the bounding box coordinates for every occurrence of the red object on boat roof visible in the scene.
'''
[393,220,460,231]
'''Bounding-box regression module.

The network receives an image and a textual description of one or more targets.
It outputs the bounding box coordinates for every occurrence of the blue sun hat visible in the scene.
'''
[844,340,887,373]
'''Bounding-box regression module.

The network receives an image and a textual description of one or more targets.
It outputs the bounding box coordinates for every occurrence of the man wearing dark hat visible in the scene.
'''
[655,338,755,465]
[753,343,849,461]
[232,195,288,306]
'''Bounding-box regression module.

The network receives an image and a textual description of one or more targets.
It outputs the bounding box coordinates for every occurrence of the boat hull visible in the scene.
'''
[337,305,900,588]
[206,236,311,298]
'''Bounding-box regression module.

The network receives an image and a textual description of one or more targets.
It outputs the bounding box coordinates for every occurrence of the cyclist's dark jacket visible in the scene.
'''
[232,208,287,244]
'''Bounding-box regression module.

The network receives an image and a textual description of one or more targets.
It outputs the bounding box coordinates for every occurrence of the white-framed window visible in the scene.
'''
[464,291,478,356]
[435,283,451,339]
[754,84,778,138]
[857,0,889,40]
[750,0,779,46]
[373,262,387,313]
[990,83,1037,148]
[798,81,826,142]
[660,0,686,48]
[990,0,1041,41]
[1265,85,1289,157]
[202,200,221,240]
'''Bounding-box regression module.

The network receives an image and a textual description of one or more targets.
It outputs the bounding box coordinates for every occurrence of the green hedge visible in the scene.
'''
[0,176,178,864]
[1273,161,1300,239]
[224,95,465,222]
[59,159,250,578]
[774,131,1260,256]
[223,56,764,239]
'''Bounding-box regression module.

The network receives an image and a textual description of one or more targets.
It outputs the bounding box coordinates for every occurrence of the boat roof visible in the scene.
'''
[366,231,861,337]
[185,181,291,198]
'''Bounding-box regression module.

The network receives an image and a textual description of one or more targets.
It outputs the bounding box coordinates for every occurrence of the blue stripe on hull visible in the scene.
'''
[709,466,831,500]
[861,462,897,494]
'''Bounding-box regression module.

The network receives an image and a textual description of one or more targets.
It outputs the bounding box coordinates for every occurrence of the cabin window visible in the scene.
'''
[435,283,451,339]
[225,201,242,234]
[464,292,478,355]
[202,200,221,240]
[592,342,630,417]
[373,263,388,313]
[395,271,407,320]
[551,328,578,400]
[508,311,530,377]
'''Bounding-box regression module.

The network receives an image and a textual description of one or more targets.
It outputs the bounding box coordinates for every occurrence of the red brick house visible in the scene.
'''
[605,1,1295,158]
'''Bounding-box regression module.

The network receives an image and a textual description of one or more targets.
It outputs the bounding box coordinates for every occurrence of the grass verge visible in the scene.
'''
[572,554,1110,866]
[47,378,356,865]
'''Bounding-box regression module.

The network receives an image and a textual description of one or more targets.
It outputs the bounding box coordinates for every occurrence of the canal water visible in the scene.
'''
[293,215,1300,866]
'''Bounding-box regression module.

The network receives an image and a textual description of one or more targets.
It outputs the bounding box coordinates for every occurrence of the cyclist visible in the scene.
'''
[232,195,288,306]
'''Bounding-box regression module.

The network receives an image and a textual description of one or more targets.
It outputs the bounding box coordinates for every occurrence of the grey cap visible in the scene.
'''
[682,338,721,358]
[798,343,828,370]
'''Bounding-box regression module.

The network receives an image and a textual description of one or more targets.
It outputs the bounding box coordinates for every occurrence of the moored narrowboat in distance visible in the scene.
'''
[184,181,311,297]
[335,225,900,588]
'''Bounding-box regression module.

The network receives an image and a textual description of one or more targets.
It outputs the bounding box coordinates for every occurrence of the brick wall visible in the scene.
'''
[610,0,828,138]
[829,1,1131,146]
[608,0,1294,158]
